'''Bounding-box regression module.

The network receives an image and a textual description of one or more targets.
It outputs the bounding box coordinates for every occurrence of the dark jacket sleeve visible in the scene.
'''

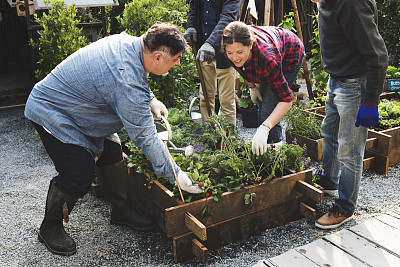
[337,0,388,105]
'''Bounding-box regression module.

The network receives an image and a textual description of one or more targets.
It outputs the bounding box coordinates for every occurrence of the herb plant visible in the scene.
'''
[284,105,322,140]
[377,99,400,130]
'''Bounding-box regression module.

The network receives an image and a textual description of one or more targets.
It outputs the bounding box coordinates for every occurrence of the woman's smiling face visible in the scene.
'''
[225,42,253,68]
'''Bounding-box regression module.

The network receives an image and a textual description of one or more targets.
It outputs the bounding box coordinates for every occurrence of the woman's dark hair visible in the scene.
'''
[221,21,255,52]
[143,23,188,56]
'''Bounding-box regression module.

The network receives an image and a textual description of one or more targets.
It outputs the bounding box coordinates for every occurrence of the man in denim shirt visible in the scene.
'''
[25,23,203,256]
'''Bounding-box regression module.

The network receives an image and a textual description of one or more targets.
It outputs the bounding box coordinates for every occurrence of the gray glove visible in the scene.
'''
[196,43,215,64]
[183,27,197,45]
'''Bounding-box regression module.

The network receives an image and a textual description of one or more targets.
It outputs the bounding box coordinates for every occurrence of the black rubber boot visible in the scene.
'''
[38,179,78,256]
[96,159,156,231]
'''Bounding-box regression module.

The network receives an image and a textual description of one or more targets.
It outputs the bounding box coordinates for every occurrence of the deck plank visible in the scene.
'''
[258,249,319,266]
[349,218,400,257]
[323,229,400,267]
[376,213,400,230]
[292,239,366,267]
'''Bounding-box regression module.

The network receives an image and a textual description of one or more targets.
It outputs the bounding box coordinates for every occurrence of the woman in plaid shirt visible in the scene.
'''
[222,21,304,156]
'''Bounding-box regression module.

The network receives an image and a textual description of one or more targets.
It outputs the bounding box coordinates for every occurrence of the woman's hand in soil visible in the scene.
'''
[252,124,270,156]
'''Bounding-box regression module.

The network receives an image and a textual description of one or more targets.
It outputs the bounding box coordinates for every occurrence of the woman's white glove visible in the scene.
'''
[249,84,262,104]
[149,98,168,120]
[251,124,270,156]
[176,171,204,194]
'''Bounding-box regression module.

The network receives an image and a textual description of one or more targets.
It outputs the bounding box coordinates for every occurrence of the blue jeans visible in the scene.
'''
[258,55,303,143]
[320,76,368,215]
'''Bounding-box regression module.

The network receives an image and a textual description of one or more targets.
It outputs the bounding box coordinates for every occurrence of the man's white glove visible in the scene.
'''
[177,171,204,194]
[250,84,262,104]
[149,98,168,120]
[196,43,215,64]
[251,124,270,156]
[183,27,197,45]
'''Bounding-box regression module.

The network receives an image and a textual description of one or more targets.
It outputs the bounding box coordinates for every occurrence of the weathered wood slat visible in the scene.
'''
[185,212,207,241]
[299,202,316,221]
[362,156,374,171]
[173,197,304,263]
[364,150,389,175]
[366,130,391,155]
[376,213,400,230]
[259,250,319,266]
[349,219,400,257]
[387,211,400,220]
[164,170,312,237]
[323,229,400,267]
[293,239,366,267]
[192,238,208,263]
[296,180,323,204]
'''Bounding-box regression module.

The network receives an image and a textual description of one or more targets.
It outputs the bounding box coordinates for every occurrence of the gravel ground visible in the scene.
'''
[1,107,400,267]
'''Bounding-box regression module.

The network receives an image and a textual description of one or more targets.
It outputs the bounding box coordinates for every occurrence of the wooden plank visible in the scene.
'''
[286,132,323,161]
[299,202,316,221]
[366,130,391,155]
[293,239,366,267]
[323,229,400,267]
[264,249,319,266]
[362,156,374,171]
[192,238,208,263]
[296,180,323,204]
[376,213,400,230]
[387,211,400,220]
[382,126,400,166]
[172,197,304,263]
[185,212,207,241]
[364,150,389,175]
[349,219,400,257]
[164,170,312,237]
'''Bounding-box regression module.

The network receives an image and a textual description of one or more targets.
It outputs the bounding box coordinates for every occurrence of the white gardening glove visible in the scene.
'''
[149,98,168,120]
[183,27,197,45]
[251,124,270,156]
[176,171,204,194]
[249,84,262,104]
[196,43,215,64]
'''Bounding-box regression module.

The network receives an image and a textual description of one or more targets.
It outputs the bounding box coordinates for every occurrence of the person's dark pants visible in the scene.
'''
[32,122,122,198]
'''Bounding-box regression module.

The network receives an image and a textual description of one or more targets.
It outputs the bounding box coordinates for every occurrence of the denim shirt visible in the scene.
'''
[25,32,180,182]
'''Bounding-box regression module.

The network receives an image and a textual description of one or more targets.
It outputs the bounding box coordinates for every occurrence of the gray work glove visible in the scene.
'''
[183,27,197,45]
[149,98,168,120]
[196,43,215,64]
[251,124,270,156]
[176,171,204,194]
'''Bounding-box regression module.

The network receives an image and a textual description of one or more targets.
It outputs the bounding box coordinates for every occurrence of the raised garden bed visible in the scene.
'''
[126,167,321,263]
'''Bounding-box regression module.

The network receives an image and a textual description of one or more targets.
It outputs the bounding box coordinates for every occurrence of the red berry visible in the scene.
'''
[241,184,245,189]
[206,193,210,197]
[212,192,216,195]
[198,182,204,187]
[147,186,152,190]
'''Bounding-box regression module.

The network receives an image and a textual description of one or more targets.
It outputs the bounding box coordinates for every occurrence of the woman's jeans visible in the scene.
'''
[258,55,303,143]
[320,76,368,215]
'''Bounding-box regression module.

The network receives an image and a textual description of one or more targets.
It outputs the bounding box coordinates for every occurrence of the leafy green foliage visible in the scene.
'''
[386,66,400,79]
[377,99,400,130]
[29,0,88,80]
[238,74,257,110]
[284,104,322,140]
[244,193,256,205]
[123,108,312,203]
[309,15,329,107]
[377,0,400,67]
[278,12,296,33]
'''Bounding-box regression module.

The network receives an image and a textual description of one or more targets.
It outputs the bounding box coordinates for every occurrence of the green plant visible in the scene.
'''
[284,104,322,140]
[29,0,88,80]
[377,99,400,130]
[244,193,257,205]
[377,0,400,67]
[386,66,400,79]
[309,14,329,107]
[278,12,296,33]
[238,74,257,110]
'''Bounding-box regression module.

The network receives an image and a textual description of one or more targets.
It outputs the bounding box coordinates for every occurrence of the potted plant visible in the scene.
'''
[237,75,259,128]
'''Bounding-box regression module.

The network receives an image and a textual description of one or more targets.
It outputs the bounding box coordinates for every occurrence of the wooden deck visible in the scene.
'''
[254,208,400,267]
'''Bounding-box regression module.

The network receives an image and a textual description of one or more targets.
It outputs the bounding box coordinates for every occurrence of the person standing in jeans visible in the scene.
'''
[311,0,388,229]
[184,0,241,124]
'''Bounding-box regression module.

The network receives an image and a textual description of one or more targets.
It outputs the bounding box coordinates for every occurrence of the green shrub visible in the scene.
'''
[377,0,400,67]
[29,0,88,80]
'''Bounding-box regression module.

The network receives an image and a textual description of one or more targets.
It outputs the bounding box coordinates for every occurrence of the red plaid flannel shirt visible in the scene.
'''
[228,26,304,102]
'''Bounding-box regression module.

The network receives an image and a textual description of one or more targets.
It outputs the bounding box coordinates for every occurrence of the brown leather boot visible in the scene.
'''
[38,179,78,255]
[96,159,156,231]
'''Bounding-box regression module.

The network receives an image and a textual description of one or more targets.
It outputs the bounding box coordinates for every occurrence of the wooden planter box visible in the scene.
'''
[127,168,322,263]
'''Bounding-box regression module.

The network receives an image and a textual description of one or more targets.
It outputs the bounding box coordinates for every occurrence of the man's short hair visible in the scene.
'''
[143,23,188,56]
